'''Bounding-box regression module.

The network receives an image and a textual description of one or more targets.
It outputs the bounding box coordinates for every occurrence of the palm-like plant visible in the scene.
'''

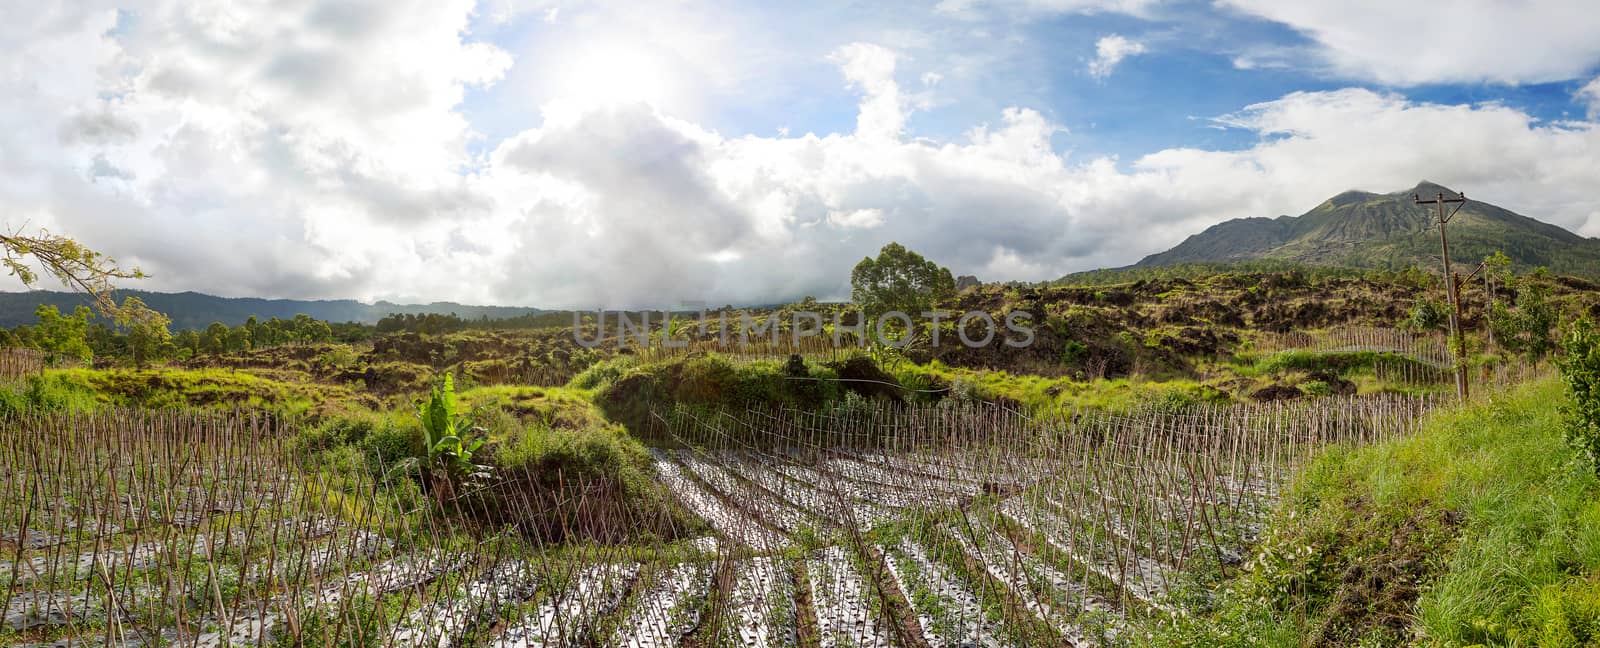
[411,374,492,503]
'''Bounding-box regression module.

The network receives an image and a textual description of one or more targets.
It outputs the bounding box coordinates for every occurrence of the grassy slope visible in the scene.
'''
[1155,378,1600,647]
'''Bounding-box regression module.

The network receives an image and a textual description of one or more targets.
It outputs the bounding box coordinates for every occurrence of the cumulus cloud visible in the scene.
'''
[5,2,1600,310]
[1218,0,1600,85]
[829,43,909,139]
[1580,77,1600,119]
[1088,35,1146,79]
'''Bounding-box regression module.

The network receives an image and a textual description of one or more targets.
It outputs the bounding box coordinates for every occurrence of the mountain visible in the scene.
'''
[0,289,548,330]
[1135,181,1600,278]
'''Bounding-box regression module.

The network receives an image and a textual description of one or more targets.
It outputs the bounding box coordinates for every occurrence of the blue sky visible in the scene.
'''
[4,0,1600,307]
[459,1,1599,166]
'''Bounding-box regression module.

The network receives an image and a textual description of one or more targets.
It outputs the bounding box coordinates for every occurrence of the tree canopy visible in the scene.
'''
[849,242,956,319]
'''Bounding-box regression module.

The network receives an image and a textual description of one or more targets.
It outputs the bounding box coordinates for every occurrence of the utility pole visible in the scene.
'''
[1415,190,1469,400]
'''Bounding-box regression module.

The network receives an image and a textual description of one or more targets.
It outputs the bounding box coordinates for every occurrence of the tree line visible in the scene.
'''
[0,303,367,367]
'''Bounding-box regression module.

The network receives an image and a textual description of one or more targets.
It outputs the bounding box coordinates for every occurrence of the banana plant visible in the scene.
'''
[409,374,492,503]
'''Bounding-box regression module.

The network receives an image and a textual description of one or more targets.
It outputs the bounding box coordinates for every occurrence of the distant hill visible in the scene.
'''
[0,290,547,330]
[1134,181,1600,278]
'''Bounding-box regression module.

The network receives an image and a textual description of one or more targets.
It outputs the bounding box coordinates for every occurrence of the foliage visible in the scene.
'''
[1406,296,1449,332]
[850,242,956,322]
[0,226,143,316]
[0,374,101,417]
[1246,349,1435,378]
[116,296,172,367]
[41,367,357,416]
[592,354,847,433]
[1148,379,1600,647]
[405,374,492,500]
[1485,251,1514,288]
[29,304,94,365]
[1492,281,1558,360]
[1560,318,1600,474]
[1057,260,1411,288]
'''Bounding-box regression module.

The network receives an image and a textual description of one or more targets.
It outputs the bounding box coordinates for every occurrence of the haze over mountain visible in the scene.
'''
[1135,182,1600,278]
[0,290,546,330]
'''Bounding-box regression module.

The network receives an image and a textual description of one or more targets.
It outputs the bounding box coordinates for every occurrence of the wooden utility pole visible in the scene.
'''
[1415,190,1469,400]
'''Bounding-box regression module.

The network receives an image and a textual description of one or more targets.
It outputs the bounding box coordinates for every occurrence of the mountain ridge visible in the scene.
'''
[1134,181,1600,277]
[0,289,548,330]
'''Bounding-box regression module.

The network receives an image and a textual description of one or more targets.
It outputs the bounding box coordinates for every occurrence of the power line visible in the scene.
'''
[1414,189,1469,401]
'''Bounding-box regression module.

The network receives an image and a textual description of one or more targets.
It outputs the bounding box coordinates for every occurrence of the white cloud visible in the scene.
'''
[1218,0,1600,85]
[1580,77,1600,119]
[828,43,908,139]
[935,0,1161,20]
[827,208,887,229]
[5,4,1600,310]
[1088,35,1146,79]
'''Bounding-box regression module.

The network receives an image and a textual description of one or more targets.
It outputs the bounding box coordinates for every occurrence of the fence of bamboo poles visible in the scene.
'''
[0,348,45,384]
[0,408,713,648]
[645,390,1447,632]
[1255,326,1452,367]
[0,359,1553,648]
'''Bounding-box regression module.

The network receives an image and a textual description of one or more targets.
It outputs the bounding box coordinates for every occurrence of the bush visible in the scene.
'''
[568,357,635,390]
[1407,296,1449,332]
[0,374,100,417]
[1301,380,1334,397]
[1559,318,1600,474]
[1493,283,1558,361]
[362,422,424,468]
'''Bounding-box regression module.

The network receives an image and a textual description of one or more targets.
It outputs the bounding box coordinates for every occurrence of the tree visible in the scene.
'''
[116,297,171,368]
[850,242,956,321]
[226,326,252,353]
[174,329,201,360]
[1490,282,1557,361]
[1560,319,1600,475]
[32,304,93,365]
[2,227,143,318]
[201,322,230,355]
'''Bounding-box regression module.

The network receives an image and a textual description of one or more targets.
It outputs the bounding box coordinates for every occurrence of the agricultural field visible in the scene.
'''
[2,365,1465,647]
[0,268,1590,648]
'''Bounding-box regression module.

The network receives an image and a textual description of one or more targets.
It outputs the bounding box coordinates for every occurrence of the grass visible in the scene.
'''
[892,360,1227,412]
[1148,377,1600,647]
[28,367,365,416]
[1238,349,1439,377]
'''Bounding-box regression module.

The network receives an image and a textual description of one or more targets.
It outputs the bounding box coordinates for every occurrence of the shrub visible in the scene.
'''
[1559,318,1600,474]
[361,422,424,469]
[1059,339,1089,365]
[0,375,100,417]
[1301,380,1333,397]
[1407,296,1449,332]
[568,356,634,390]
[1492,283,1558,361]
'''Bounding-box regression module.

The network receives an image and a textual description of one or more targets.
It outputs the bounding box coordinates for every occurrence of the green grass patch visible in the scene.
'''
[30,367,361,416]
[893,360,1227,412]
[1148,378,1600,647]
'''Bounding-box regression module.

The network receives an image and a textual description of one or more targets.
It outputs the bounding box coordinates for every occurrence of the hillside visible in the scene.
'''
[1156,378,1600,646]
[0,289,547,330]
[1136,181,1600,278]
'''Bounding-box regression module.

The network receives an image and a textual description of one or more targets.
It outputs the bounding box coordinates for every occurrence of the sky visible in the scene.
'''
[4,0,1600,309]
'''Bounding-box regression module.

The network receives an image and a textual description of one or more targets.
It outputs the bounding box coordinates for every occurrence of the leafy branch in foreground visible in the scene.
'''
[2,225,145,318]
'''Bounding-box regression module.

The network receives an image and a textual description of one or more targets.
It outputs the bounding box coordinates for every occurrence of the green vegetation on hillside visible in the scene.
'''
[1137,182,1600,280]
[1151,378,1600,647]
